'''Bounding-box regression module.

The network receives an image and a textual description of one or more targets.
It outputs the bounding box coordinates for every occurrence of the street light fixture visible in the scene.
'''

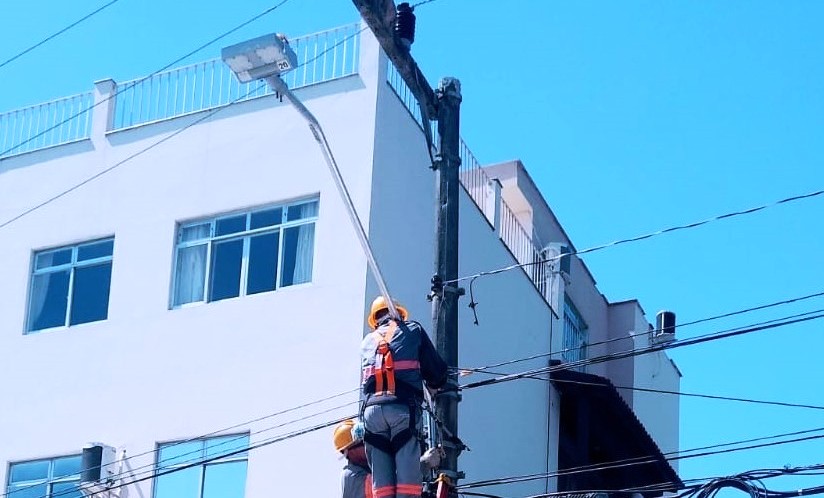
[221,34,400,320]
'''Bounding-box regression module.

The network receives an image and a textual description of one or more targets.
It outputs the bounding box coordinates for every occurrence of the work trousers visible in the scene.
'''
[363,403,422,498]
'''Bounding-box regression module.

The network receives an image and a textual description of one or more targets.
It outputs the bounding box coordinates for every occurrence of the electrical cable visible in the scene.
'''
[12,404,359,498]
[45,414,356,498]
[461,310,824,391]
[472,368,824,411]
[2,388,357,498]
[411,0,440,7]
[0,0,124,71]
[0,0,295,159]
[0,24,367,231]
[457,290,824,375]
[466,464,824,498]
[460,432,824,490]
[444,189,824,286]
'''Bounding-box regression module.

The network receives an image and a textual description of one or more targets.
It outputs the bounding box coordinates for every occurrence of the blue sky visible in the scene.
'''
[2,0,823,494]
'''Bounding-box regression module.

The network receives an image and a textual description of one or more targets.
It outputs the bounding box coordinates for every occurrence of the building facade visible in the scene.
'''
[0,23,680,498]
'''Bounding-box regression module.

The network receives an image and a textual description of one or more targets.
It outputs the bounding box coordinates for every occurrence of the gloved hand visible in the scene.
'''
[351,420,365,442]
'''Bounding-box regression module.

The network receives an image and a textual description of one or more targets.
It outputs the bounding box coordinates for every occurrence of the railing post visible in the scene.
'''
[490,177,502,236]
[92,79,116,147]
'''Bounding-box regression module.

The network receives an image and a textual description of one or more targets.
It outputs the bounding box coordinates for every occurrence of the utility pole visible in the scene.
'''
[431,76,463,492]
[350,0,463,494]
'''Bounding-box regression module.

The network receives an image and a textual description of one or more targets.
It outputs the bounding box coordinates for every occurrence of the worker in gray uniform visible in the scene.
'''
[359,296,448,498]
[335,419,373,498]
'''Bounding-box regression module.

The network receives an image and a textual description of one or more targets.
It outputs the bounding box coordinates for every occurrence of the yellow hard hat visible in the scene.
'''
[368,296,408,329]
[333,419,358,452]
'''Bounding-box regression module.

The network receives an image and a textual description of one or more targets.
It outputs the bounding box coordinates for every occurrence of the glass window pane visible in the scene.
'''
[181,223,211,243]
[281,224,315,287]
[35,249,72,269]
[158,441,204,468]
[204,435,249,460]
[286,201,318,221]
[77,240,114,261]
[29,270,70,331]
[7,484,48,498]
[250,208,282,229]
[202,461,248,498]
[153,466,200,498]
[52,456,82,479]
[51,482,83,498]
[10,460,50,482]
[174,244,207,306]
[215,215,246,236]
[69,263,112,325]
[246,233,279,295]
[209,239,243,302]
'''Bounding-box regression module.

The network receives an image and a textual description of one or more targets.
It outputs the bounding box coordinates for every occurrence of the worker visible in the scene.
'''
[335,419,373,498]
[359,296,449,498]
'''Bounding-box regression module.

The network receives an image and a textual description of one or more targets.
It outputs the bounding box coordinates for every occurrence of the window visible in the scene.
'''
[154,435,249,498]
[172,199,318,307]
[27,238,114,332]
[562,297,588,371]
[7,455,83,498]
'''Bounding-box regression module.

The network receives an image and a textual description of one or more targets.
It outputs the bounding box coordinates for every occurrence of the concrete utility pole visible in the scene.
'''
[351,0,463,493]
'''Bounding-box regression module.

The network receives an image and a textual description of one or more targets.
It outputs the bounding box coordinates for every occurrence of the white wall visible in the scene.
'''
[0,30,385,498]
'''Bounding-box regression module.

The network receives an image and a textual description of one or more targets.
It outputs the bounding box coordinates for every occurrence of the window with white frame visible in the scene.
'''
[562,297,588,371]
[27,238,114,332]
[171,199,318,307]
[7,455,83,498]
[154,435,249,498]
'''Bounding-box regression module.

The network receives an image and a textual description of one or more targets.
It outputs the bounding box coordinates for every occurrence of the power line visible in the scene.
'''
[48,414,354,498]
[0,0,295,159]
[447,189,824,285]
[458,291,824,375]
[2,388,357,498]
[459,429,824,491]
[0,0,124,71]
[0,24,367,231]
[461,311,824,391]
[472,368,824,411]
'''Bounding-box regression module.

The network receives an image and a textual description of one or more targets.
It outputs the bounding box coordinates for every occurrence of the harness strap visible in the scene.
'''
[372,322,398,396]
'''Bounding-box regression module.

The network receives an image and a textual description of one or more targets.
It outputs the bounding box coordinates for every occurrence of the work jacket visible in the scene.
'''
[360,319,448,406]
[341,462,373,498]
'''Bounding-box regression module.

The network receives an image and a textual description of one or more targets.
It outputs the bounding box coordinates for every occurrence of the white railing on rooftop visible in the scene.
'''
[0,92,93,158]
[387,62,550,301]
[113,23,361,129]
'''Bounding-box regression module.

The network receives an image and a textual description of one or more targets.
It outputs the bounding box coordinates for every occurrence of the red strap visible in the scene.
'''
[372,322,399,395]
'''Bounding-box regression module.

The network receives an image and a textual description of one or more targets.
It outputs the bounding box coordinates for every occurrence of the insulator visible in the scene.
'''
[395,2,416,48]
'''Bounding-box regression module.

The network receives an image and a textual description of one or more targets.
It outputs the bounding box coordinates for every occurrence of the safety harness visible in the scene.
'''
[372,321,398,396]
[362,320,420,454]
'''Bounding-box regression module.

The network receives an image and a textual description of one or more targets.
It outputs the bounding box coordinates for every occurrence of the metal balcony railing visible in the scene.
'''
[113,23,361,129]
[0,92,93,158]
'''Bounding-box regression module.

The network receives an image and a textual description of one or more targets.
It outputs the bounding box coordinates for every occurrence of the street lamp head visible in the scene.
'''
[221,33,298,83]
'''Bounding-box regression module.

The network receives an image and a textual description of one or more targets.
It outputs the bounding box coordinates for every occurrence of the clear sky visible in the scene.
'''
[2,0,823,495]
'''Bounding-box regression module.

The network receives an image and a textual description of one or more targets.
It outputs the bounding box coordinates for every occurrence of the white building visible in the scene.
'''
[0,23,680,498]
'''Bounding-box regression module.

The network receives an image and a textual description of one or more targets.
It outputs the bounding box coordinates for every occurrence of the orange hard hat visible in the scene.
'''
[333,419,358,452]
[367,296,408,329]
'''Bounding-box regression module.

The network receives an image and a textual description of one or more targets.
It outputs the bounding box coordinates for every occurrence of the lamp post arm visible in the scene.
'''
[264,75,400,321]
